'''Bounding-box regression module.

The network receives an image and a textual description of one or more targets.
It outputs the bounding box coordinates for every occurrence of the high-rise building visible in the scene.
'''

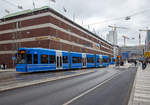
[145,30,150,51]
[106,30,118,45]
[106,30,118,57]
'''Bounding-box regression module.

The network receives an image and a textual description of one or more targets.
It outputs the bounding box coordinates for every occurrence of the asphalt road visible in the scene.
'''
[0,67,137,105]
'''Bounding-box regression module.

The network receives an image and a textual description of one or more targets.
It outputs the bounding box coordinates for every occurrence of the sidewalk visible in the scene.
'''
[110,62,132,68]
[120,62,132,68]
[129,63,150,105]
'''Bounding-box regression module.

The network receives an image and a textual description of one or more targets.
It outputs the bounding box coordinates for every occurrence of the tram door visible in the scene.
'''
[100,55,103,67]
[56,51,62,70]
[82,53,86,68]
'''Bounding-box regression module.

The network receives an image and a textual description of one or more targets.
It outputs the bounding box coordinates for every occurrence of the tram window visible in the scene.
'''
[87,57,94,63]
[72,57,76,63]
[72,57,77,63]
[78,57,82,63]
[63,56,68,63]
[41,55,48,64]
[72,57,82,63]
[91,58,94,63]
[49,55,56,64]
[17,53,26,64]
[33,54,38,64]
[103,58,108,63]
[97,58,100,63]
[27,54,32,64]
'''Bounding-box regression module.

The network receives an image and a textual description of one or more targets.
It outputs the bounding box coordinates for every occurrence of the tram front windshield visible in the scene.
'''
[17,50,26,64]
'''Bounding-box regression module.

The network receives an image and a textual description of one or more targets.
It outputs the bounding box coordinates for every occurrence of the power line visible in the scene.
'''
[85,8,150,26]
[130,8,150,17]
[84,16,125,26]
[2,0,23,9]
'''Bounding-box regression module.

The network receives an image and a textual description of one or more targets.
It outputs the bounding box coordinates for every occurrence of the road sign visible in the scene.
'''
[144,52,150,57]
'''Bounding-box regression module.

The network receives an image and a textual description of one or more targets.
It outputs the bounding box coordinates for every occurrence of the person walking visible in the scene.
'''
[134,60,137,67]
[142,61,147,70]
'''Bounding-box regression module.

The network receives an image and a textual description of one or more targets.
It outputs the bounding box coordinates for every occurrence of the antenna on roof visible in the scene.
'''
[48,0,56,8]
[32,0,35,9]
[2,0,23,10]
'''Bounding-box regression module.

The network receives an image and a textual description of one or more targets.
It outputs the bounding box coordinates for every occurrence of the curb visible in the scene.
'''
[0,70,95,92]
[127,65,139,105]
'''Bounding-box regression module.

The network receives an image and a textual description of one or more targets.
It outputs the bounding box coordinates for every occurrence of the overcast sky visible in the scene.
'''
[0,0,150,46]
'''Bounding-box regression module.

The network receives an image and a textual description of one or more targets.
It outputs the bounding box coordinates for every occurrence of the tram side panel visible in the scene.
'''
[102,55,110,67]
[27,49,56,72]
[86,53,95,68]
[70,52,82,69]
[62,51,69,70]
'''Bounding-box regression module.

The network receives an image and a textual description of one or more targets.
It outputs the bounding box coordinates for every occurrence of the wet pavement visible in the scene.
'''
[0,65,137,105]
[0,68,97,91]
[0,64,133,92]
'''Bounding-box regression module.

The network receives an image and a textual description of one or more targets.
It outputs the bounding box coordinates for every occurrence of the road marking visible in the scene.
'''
[63,72,120,105]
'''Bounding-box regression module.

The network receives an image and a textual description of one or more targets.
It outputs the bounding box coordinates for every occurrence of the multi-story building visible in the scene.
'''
[113,45,120,57]
[106,30,119,57]
[106,30,118,45]
[145,30,150,51]
[120,45,144,60]
[0,6,113,68]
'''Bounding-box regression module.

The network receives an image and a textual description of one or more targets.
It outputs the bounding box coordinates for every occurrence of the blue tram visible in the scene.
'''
[16,48,111,72]
[100,55,110,67]
[70,52,82,69]
[110,57,116,65]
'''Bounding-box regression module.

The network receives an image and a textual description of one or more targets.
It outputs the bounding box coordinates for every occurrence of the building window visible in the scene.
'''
[49,55,56,64]
[41,55,48,64]
[33,54,38,64]
[63,56,68,63]
[59,21,62,26]
[56,30,59,37]
[27,54,32,64]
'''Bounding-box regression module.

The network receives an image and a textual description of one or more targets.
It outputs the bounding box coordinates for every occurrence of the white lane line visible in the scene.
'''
[63,72,120,105]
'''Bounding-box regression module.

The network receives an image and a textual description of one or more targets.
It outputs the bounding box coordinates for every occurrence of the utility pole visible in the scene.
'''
[139,27,148,51]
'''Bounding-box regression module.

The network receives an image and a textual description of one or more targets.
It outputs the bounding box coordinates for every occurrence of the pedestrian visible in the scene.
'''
[2,64,6,69]
[142,61,147,70]
[134,60,137,67]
